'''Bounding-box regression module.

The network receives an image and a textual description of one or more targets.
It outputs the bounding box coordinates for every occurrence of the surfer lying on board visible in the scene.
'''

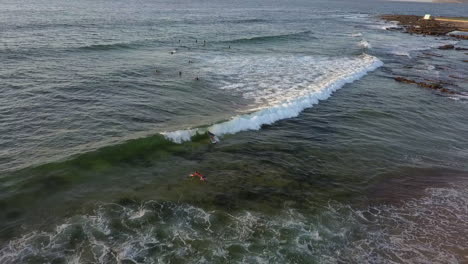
[190,171,206,181]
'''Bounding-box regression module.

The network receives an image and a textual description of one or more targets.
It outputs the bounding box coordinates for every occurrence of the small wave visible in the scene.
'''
[164,54,382,143]
[78,42,136,51]
[224,30,312,44]
[358,40,371,49]
[223,18,268,24]
[24,134,183,172]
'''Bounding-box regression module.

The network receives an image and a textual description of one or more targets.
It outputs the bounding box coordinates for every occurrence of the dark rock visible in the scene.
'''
[438,44,454,50]
[386,27,403,31]
[455,47,468,51]
[394,77,417,84]
[393,76,457,94]
[379,15,463,37]
[439,88,456,94]
[419,82,442,89]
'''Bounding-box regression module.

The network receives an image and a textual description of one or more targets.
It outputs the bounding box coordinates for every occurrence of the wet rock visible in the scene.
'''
[438,44,454,50]
[394,76,457,94]
[394,77,441,89]
[455,47,468,51]
[439,88,456,94]
[386,26,403,31]
[448,31,468,40]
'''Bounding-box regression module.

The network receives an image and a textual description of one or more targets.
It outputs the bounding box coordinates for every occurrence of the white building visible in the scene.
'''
[423,14,433,20]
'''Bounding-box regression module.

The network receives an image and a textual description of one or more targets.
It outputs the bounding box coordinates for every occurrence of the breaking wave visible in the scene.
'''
[163,54,382,143]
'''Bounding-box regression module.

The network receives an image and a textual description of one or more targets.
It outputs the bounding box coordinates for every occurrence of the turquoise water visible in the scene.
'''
[1,0,468,263]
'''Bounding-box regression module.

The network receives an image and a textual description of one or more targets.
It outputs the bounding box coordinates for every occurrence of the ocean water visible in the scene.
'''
[1,0,468,263]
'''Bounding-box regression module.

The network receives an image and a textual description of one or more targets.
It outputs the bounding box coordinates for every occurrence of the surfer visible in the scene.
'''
[179,71,182,77]
[208,131,219,144]
[190,171,206,181]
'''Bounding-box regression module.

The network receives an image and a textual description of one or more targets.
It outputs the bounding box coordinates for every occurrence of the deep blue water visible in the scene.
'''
[1,0,468,263]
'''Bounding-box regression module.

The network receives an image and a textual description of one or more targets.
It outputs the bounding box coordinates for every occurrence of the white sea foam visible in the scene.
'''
[366,20,402,31]
[164,54,382,143]
[359,40,371,49]
[1,183,467,264]
[162,128,197,143]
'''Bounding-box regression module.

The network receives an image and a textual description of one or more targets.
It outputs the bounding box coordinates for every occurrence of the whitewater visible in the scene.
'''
[163,54,383,143]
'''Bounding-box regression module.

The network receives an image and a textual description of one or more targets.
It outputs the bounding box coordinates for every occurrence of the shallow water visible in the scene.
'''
[1,0,468,263]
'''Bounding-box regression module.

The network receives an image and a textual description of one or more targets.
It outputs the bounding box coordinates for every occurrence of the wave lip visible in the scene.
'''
[164,54,383,143]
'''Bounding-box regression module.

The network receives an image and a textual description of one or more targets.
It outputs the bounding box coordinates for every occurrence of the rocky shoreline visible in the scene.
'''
[379,15,467,96]
[380,15,468,39]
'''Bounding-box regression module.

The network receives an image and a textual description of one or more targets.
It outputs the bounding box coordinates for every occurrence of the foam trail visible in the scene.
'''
[163,54,382,143]
[359,40,371,49]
